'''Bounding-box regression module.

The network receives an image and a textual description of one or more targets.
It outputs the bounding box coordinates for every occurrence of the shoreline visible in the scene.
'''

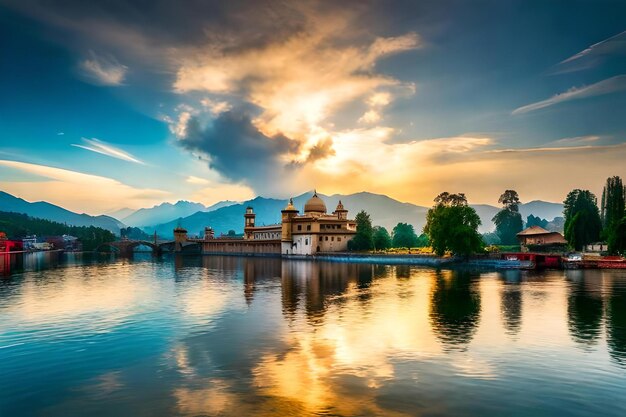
[4,249,625,271]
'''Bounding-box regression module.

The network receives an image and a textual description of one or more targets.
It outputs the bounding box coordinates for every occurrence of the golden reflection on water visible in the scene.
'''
[167,261,626,416]
[3,256,626,416]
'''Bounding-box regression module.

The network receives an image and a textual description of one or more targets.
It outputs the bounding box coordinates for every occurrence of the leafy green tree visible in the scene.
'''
[348,210,374,251]
[391,222,419,248]
[601,176,626,254]
[492,190,523,245]
[423,192,483,256]
[563,189,602,250]
[120,226,150,240]
[416,233,430,247]
[526,214,548,229]
[608,216,626,255]
[373,226,392,250]
[227,229,237,236]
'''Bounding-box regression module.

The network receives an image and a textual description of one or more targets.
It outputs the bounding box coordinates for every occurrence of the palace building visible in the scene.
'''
[175,192,357,256]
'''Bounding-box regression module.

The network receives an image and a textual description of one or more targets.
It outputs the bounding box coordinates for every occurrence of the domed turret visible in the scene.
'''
[334,200,348,220]
[304,190,327,214]
[283,198,298,213]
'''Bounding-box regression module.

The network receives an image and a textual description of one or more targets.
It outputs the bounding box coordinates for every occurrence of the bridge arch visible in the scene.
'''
[95,240,164,256]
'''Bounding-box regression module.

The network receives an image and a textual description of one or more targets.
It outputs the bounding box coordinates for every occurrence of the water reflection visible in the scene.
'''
[279,261,366,324]
[606,275,626,367]
[2,256,626,416]
[566,270,604,347]
[499,270,523,335]
[429,270,481,350]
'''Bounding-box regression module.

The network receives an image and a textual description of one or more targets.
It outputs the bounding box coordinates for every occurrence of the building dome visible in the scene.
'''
[304,191,327,214]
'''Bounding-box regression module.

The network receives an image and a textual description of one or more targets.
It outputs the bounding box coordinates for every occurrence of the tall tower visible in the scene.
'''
[281,198,299,254]
[173,225,188,252]
[334,200,348,220]
[244,206,256,240]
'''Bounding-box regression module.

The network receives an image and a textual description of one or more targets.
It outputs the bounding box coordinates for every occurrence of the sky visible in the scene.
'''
[1,0,625,215]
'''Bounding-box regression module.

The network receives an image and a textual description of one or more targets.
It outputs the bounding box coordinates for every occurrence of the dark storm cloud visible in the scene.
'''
[178,110,300,188]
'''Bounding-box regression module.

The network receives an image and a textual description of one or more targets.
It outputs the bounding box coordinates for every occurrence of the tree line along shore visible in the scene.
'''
[348,175,626,257]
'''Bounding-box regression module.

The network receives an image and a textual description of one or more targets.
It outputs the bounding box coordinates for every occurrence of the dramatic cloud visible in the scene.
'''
[166,4,419,192]
[512,75,626,115]
[0,160,169,213]
[177,110,301,192]
[173,28,418,138]
[79,51,127,86]
[71,138,144,164]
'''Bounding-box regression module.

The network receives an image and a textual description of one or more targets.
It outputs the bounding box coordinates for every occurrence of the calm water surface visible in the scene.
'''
[1,253,626,416]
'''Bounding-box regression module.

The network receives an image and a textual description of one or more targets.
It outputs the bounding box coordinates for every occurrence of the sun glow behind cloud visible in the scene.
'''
[169,4,420,193]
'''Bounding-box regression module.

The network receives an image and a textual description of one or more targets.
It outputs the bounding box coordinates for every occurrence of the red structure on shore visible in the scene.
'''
[0,233,23,253]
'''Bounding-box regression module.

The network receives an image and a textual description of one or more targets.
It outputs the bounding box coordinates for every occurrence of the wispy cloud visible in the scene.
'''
[560,30,626,65]
[71,138,145,164]
[550,30,626,74]
[185,175,210,185]
[79,51,127,86]
[550,135,603,146]
[0,160,169,214]
[512,75,626,115]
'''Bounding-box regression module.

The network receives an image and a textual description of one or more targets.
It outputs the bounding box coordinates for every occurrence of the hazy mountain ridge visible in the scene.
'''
[146,191,565,238]
[0,190,565,238]
[0,191,124,233]
[121,201,207,227]
[119,200,240,227]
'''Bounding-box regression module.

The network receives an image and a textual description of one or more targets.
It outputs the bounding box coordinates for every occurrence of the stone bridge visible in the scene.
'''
[95,239,175,257]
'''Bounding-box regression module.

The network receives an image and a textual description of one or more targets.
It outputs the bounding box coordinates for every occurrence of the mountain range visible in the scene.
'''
[144,192,565,238]
[0,190,565,239]
[0,191,124,233]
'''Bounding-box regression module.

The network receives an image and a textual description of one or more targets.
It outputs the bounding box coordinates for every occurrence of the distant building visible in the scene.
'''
[32,242,53,251]
[176,192,357,256]
[585,242,608,253]
[517,226,567,251]
[21,235,38,250]
[45,235,81,251]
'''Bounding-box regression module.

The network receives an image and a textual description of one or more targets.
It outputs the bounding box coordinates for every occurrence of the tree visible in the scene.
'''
[120,226,150,240]
[423,192,483,256]
[498,190,521,211]
[373,226,392,250]
[348,210,374,251]
[563,189,602,250]
[492,190,523,245]
[416,233,430,247]
[608,216,626,255]
[227,229,236,236]
[601,176,626,254]
[392,222,419,248]
[526,214,548,229]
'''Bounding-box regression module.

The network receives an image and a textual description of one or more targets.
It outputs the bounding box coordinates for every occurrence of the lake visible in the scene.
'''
[1,252,625,416]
